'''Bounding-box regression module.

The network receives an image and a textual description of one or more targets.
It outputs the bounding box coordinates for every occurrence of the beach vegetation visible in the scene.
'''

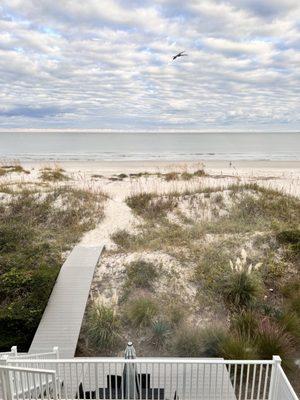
[87,304,120,353]
[125,260,158,290]
[221,270,262,309]
[277,230,300,256]
[0,164,30,176]
[40,167,69,182]
[255,319,294,366]
[220,334,258,360]
[0,184,105,351]
[126,193,177,220]
[150,319,170,349]
[171,327,204,357]
[125,297,158,328]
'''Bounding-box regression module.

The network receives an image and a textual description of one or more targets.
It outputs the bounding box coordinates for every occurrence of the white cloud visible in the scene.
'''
[0,0,299,129]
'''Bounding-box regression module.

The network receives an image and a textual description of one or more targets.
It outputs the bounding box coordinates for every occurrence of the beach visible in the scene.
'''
[1,158,300,389]
[1,159,300,249]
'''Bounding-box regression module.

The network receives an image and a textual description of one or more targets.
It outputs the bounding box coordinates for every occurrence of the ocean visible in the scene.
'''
[0,131,299,161]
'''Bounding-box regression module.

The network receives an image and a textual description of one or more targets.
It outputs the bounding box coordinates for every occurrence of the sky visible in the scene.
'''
[0,0,300,131]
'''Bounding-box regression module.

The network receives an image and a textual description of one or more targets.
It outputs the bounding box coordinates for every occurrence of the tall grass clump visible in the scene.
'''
[40,167,69,182]
[150,320,170,349]
[126,193,176,220]
[125,260,158,290]
[126,297,158,328]
[171,327,204,357]
[277,230,300,256]
[255,319,295,366]
[230,310,259,338]
[222,270,262,309]
[220,334,258,360]
[87,304,120,353]
[0,165,30,175]
[171,326,226,357]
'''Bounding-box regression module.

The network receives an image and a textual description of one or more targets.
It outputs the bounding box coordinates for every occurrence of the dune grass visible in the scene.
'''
[0,164,30,176]
[40,167,69,182]
[109,183,300,369]
[0,184,106,351]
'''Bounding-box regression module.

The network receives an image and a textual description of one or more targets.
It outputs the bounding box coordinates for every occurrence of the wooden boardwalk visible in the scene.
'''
[29,245,104,358]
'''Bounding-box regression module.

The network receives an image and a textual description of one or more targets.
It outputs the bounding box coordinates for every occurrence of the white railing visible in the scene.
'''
[0,365,57,400]
[0,347,18,359]
[272,364,298,400]
[6,358,272,400]
[11,347,59,361]
[0,346,59,361]
[1,356,298,400]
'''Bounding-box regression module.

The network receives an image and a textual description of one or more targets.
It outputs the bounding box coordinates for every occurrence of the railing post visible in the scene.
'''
[53,346,59,359]
[11,346,17,357]
[0,357,14,400]
[269,356,281,400]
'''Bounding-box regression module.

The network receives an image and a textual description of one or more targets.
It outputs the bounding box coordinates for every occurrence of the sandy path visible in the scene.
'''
[79,196,135,249]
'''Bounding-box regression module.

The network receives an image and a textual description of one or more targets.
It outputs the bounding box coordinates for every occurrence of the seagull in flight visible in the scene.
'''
[172,51,188,60]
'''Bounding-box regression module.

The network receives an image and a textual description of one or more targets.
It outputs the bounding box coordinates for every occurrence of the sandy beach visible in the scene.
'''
[1,159,300,249]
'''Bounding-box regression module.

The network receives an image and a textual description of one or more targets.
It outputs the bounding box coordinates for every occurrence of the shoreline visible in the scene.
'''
[15,159,300,172]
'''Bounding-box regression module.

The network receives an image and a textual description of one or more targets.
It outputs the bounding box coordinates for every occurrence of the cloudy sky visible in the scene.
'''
[0,0,300,130]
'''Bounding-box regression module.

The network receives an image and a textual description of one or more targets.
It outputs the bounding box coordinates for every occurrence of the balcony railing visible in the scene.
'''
[0,355,298,400]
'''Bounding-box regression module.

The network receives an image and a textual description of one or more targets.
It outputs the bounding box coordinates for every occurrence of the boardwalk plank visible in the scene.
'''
[29,245,104,358]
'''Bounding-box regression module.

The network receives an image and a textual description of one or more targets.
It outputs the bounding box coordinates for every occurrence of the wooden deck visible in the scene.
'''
[29,245,104,358]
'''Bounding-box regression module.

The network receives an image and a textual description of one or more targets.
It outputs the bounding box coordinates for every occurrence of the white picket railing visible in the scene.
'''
[0,346,59,361]
[0,347,18,359]
[0,365,57,400]
[1,356,298,400]
[273,365,298,400]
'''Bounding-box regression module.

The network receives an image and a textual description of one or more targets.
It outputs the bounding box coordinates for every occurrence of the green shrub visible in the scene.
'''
[194,245,229,286]
[181,172,193,181]
[222,271,262,308]
[276,311,300,342]
[164,172,179,181]
[171,327,204,357]
[194,169,206,177]
[220,334,258,359]
[125,260,158,289]
[277,230,300,244]
[197,326,227,357]
[256,319,294,365]
[165,303,185,326]
[87,304,120,352]
[126,193,176,220]
[0,165,30,175]
[40,167,69,182]
[126,297,158,328]
[150,320,170,349]
[126,193,153,215]
[111,229,134,249]
[231,310,259,338]
[281,279,300,316]
[277,230,300,255]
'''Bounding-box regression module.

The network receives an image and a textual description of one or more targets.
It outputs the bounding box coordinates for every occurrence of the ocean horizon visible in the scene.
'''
[0,131,299,161]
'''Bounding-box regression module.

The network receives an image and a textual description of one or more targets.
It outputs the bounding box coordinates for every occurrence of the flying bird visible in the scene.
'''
[172,51,188,60]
